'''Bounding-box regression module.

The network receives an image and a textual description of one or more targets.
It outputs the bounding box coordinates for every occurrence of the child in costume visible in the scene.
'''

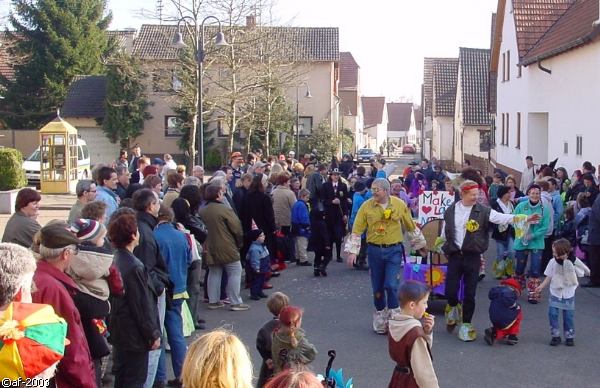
[247,229,270,300]
[271,305,318,374]
[308,204,332,277]
[387,280,439,388]
[490,185,516,279]
[535,238,590,346]
[291,189,312,266]
[484,278,522,346]
[256,292,290,388]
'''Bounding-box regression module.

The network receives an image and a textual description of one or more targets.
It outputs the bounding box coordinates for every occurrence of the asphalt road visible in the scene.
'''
[191,243,600,388]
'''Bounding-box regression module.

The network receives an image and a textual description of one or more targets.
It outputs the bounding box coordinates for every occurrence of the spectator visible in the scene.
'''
[198,184,248,311]
[322,169,349,262]
[300,164,315,190]
[132,189,171,387]
[306,164,328,208]
[229,151,244,190]
[488,173,503,202]
[153,205,191,386]
[2,188,41,248]
[256,292,290,387]
[144,174,164,199]
[131,156,150,184]
[349,181,369,271]
[192,165,204,183]
[247,229,270,300]
[95,166,120,222]
[244,152,256,173]
[272,173,297,260]
[129,144,142,173]
[68,180,97,223]
[176,164,187,178]
[232,173,252,216]
[183,175,202,188]
[520,156,536,192]
[490,186,516,279]
[81,200,108,225]
[291,189,312,266]
[290,177,301,198]
[265,370,323,388]
[505,175,524,204]
[115,165,131,200]
[0,242,36,307]
[163,171,184,208]
[271,306,317,374]
[555,167,569,193]
[254,160,268,176]
[583,195,600,287]
[32,223,96,387]
[162,154,178,178]
[182,329,253,388]
[582,174,599,205]
[116,149,129,170]
[574,193,592,262]
[108,212,162,387]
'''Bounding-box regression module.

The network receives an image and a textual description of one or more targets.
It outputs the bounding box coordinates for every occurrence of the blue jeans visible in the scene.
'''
[495,237,515,261]
[515,249,542,277]
[144,291,166,388]
[367,244,403,310]
[157,298,187,379]
[549,306,575,338]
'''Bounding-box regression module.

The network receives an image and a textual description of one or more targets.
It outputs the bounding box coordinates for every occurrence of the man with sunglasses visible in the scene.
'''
[32,223,96,388]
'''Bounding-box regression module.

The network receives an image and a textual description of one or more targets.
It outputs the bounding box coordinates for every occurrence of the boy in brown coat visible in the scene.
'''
[387,280,439,388]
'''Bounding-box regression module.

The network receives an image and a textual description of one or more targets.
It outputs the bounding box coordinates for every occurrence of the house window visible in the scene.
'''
[563,141,568,155]
[501,114,505,145]
[172,70,182,91]
[217,117,230,137]
[506,113,510,146]
[297,116,313,136]
[502,53,506,82]
[576,135,583,156]
[506,51,510,81]
[517,64,522,78]
[165,116,182,137]
[516,112,521,149]
[479,130,491,152]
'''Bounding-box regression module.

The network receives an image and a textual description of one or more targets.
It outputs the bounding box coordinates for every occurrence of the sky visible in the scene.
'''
[3,0,499,103]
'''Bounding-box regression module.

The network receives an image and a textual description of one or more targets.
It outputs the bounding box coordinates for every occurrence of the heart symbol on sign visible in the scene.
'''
[422,206,432,214]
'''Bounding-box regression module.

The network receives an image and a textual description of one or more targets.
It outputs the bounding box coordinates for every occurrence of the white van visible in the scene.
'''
[22,138,91,184]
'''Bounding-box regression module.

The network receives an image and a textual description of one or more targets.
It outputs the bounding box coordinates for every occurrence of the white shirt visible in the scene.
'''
[545,258,589,299]
[520,165,536,192]
[450,201,515,249]
[162,160,178,179]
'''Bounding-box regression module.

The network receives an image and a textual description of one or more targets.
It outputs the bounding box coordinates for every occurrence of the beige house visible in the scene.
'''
[338,52,363,152]
[453,47,492,166]
[131,22,340,157]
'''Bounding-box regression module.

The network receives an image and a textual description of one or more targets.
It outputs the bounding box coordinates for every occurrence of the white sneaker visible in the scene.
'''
[373,309,388,334]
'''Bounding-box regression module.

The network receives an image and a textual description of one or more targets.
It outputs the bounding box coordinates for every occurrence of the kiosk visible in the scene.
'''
[39,116,79,194]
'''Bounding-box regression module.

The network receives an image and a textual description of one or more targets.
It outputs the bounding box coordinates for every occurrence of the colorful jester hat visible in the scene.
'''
[0,302,68,379]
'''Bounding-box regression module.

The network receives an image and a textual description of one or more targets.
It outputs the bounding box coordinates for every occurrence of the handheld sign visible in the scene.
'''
[418,191,455,225]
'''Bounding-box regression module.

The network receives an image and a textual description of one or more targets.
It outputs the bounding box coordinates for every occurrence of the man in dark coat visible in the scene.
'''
[582,194,600,287]
[322,169,349,262]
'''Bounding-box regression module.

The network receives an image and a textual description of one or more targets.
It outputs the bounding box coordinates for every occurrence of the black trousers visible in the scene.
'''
[187,261,203,322]
[314,249,332,270]
[541,235,555,273]
[445,253,480,323]
[113,347,149,388]
[588,244,600,285]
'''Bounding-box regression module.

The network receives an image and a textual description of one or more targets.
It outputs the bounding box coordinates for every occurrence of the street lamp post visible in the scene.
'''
[295,83,311,157]
[172,16,228,167]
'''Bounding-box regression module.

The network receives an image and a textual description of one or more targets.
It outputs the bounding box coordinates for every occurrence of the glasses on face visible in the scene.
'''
[372,187,385,193]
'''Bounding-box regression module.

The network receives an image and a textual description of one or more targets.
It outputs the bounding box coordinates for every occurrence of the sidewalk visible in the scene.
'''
[0,194,74,239]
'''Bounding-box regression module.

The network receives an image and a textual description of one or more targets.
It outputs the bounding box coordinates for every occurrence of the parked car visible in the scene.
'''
[22,138,91,185]
[357,148,375,162]
[402,144,416,154]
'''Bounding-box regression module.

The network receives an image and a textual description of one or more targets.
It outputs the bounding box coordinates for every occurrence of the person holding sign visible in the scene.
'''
[441,180,541,342]
[345,178,427,334]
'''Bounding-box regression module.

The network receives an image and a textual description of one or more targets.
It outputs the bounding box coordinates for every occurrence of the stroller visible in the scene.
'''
[321,350,353,388]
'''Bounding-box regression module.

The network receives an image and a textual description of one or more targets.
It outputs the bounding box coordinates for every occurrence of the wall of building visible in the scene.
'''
[495,6,600,175]
[432,116,453,162]
[0,129,38,157]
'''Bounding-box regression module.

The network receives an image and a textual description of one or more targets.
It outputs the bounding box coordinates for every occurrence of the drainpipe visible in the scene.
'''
[538,61,552,74]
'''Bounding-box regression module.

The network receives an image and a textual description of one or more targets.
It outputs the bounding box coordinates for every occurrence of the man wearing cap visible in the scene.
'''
[253,161,267,175]
[322,168,349,262]
[288,150,298,164]
[229,151,244,190]
[441,180,541,342]
[151,158,165,180]
[345,178,427,334]
[32,223,96,388]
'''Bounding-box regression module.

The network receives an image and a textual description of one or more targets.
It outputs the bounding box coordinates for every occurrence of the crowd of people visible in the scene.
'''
[1,144,599,388]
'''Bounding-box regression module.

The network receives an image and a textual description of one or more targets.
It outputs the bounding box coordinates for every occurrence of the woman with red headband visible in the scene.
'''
[441,180,540,342]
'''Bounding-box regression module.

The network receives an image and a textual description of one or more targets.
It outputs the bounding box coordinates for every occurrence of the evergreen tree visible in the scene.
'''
[0,0,112,128]
[102,51,152,149]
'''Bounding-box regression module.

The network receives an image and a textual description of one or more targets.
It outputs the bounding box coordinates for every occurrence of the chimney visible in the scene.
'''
[246,15,256,28]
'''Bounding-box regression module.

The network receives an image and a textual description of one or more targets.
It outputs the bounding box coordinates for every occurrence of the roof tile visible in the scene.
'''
[432,58,458,117]
[458,48,491,126]
[339,52,359,90]
[361,97,386,127]
[61,75,107,118]
[387,102,412,132]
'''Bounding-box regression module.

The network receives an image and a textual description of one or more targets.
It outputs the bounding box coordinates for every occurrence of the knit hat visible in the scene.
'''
[142,165,158,177]
[248,228,264,242]
[496,185,510,199]
[39,224,80,249]
[501,278,522,295]
[71,219,105,242]
[353,181,366,192]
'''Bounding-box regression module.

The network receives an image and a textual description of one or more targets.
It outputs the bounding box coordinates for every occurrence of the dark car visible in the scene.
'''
[357,148,375,162]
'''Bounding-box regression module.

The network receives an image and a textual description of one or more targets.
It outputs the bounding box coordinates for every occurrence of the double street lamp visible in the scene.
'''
[295,83,312,157]
[172,16,228,167]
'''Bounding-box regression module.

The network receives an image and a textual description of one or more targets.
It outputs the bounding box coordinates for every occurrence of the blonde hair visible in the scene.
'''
[182,329,253,388]
[266,292,290,317]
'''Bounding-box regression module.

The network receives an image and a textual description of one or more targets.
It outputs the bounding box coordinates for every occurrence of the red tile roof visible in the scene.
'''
[387,102,412,132]
[522,0,600,65]
[458,48,491,126]
[512,0,574,59]
[0,32,16,81]
[339,52,359,90]
[432,58,458,117]
[361,96,386,127]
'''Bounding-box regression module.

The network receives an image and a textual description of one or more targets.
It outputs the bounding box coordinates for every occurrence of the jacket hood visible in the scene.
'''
[388,312,422,342]
[273,327,305,344]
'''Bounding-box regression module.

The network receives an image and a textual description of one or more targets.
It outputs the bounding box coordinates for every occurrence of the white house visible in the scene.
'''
[361,96,388,150]
[490,0,600,180]
[453,47,492,166]
[430,58,458,165]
